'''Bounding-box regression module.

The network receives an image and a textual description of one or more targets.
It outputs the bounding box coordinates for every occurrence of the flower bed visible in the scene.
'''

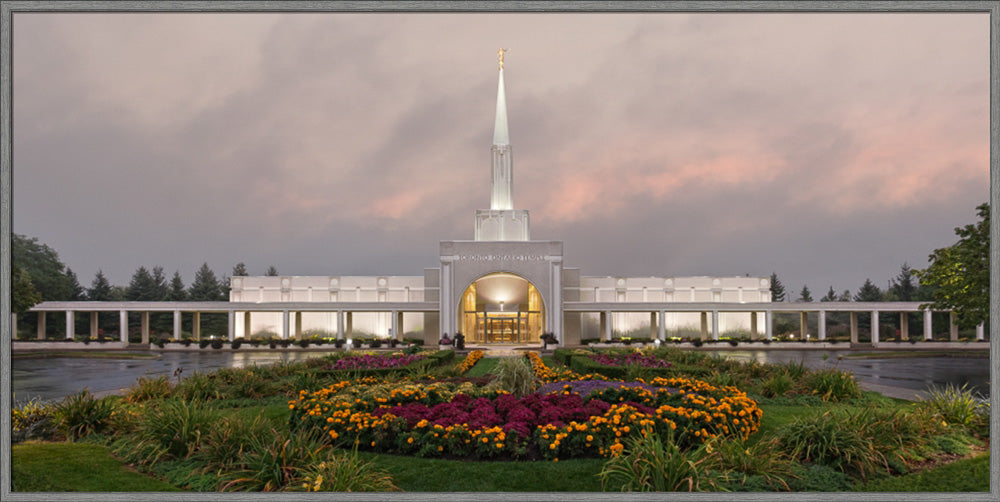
[326,353,427,371]
[289,355,762,461]
[588,353,671,368]
[455,350,484,375]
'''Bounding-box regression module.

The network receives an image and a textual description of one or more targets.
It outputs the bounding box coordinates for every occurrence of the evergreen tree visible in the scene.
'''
[151,266,169,299]
[166,271,187,301]
[854,278,883,302]
[232,262,249,276]
[126,266,160,301]
[798,285,813,302]
[65,268,86,300]
[12,265,42,314]
[821,286,837,302]
[769,272,786,302]
[838,290,852,302]
[888,263,917,301]
[188,263,224,301]
[87,270,115,301]
[265,265,278,276]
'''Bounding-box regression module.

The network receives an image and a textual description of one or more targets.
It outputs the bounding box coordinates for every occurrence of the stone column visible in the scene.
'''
[295,312,303,340]
[337,310,344,340]
[601,311,610,341]
[949,312,959,341]
[243,312,252,339]
[395,311,404,340]
[12,313,17,340]
[346,312,353,338]
[818,310,826,340]
[90,312,98,339]
[750,312,758,340]
[65,310,75,340]
[227,311,235,342]
[924,309,933,341]
[140,311,150,344]
[192,312,201,341]
[282,310,290,340]
[900,313,909,341]
[849,312,859,344]
[711,310,719,340]
[658,310,666,341]
[173,310,181,340]
[119,310,129,343]
[649,312,657,340]
[37,312,46,340]
[764,310,773,340]
[700,312,708,340]
[799,312,807,340]
[871,311,879,345]
[976,323,984,340]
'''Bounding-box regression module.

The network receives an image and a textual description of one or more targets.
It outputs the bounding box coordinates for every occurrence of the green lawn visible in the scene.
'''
[11,441,181,492]
[855,453,991,492]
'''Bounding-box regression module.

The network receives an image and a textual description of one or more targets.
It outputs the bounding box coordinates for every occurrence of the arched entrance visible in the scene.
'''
[458,272,545,344]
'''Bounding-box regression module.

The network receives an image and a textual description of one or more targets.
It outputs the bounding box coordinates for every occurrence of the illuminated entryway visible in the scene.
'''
[459,272,545,344]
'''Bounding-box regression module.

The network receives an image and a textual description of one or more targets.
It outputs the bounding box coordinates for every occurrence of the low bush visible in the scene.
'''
[598,429,724,492]
[56,389,117,441]
[126,375,173,403]
[12,397,58,443]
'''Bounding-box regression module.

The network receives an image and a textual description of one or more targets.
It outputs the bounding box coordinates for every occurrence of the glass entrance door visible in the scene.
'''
[486,316,520,343]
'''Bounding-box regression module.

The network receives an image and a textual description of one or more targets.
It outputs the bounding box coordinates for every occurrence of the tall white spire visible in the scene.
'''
[490,48,514,211]
[493,67,510,145]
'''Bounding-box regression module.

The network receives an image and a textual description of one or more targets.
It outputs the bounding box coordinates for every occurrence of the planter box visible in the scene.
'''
[13,341,129,351]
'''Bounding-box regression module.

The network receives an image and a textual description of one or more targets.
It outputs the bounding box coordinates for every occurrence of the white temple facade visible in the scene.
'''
[228,52,772,346]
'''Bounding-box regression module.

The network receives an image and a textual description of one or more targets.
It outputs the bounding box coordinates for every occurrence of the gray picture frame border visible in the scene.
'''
[1,1,997,501]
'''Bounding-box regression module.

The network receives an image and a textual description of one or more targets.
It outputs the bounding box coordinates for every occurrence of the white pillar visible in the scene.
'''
[12,313,17,340]
[850,312,859,344]
[392,310,401,340]
[282,310,290,340]
[924,309,933,341]
[37,312,46,340]
[90,312,98,339]
[657,310,666,341]
[243,311,252,339]
[140,311,150,344]
[192,312,201,341]
[119,310,128,343]
[441,262,452,336]
[173,310,181,340]
[65,310,75,340]
[227,311,235,341]
[976,323,984,340]
[799,312,807,340]
[900,313,909,341]
[871,311,879,345]
[711,310,719,340]
[818,310,826,340]
[764,310,773,340]
[603,311,612,341]
[700,312,708,340]
[949,312,959,341]
[295,311,303,340]
[337,310,344,340]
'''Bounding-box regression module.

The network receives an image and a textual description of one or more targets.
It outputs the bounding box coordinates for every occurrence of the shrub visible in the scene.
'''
[231,338,243,349]
[211,339,224,349]
[760,373,795,398]
[12,397,58,443]
[805,368,861,402]
[296,446,400,492]
[369,339,383,349]
[126,375,173,403]
[487,357,538,397]
[918,383,989,433]
[599,429,724,492]
[56,389,116,441]
[298,339,310,348]
[220,428,330,491]
[175,371,221,401]
[402,337,424,346]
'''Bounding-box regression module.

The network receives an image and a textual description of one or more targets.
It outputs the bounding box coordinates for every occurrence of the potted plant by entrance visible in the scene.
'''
[540,332,557,349]
[454,332,465,350]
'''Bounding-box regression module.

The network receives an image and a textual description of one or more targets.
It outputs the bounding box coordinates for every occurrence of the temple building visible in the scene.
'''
[228,51,772,346]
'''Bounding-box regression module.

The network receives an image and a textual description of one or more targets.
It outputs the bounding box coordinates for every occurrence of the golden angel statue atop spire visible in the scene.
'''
[498,48,508,70]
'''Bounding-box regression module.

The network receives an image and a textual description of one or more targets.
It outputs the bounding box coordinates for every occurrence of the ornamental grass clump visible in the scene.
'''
[805,368,861,402]
[598,428,724,492]
[126,375,174,403]
[918,383,989,432]
[777,409,887,479]
[296,446,399,492]
[56,389,117,441]
[174,371,221,401]
[118,399,221,465]
[220,427,331,491]
[487,357,538,397]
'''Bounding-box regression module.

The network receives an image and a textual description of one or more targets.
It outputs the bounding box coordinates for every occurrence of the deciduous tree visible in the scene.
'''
[915,203,990,329]
[12,265,42,314]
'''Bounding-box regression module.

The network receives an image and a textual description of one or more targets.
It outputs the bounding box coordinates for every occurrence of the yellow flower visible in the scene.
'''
[407,437,414,444]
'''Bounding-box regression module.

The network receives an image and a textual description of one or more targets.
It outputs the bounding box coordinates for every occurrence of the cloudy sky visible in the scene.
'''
[12,11,990,298]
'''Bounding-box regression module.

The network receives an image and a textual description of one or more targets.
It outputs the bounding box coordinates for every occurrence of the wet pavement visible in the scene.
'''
[11,348,991,403]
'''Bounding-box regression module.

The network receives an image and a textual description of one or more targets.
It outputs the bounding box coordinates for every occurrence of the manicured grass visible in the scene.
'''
[11,441,182,492]
[464,355,500,377]
[355,450,605,491]
[854,453,990,492]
